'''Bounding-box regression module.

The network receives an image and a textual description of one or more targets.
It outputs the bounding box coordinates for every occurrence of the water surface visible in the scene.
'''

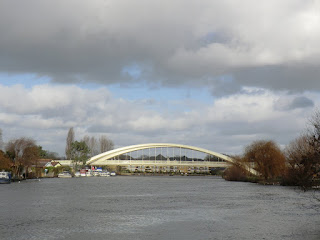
[0,176,319,240]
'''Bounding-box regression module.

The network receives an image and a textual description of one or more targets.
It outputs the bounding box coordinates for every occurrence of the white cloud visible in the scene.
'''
[1,0,320,156]
[0,83,317,156]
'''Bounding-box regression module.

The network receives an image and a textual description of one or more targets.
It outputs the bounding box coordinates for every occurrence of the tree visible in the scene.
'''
[223,156,249,181]
[83,135,99,157]
[65,127,75,159]
[82,135,114,157]
[284,135,316,189]
[5,137,39,178]
[38,146,59,159]
[285,110,320,190]
[23,145,40,178]
[0,128,3,151]
[0,150,12,171]
[71,140,90,166]
[244,140,286,180]
[307,109,320,175]
[99,135,114,153]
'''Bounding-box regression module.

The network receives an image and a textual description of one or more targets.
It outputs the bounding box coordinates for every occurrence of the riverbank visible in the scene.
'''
[223,173,320,189]
[118,172,213,177]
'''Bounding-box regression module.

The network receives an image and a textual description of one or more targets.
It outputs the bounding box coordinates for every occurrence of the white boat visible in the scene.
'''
[58,171,72,178]
[100,171,110,177]
[110,171,116,176]
[74,171,81,177]
[0,171,11,184]
[86,171,93,177]
[80,169,86,177]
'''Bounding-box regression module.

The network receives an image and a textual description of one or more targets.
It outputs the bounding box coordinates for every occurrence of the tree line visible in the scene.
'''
[224,109,320,190]
[0,127,114,177]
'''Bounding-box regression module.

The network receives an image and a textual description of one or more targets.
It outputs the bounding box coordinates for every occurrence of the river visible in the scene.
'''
[0,176,319,240]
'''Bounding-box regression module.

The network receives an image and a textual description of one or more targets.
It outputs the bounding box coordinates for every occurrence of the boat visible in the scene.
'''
[58,171,72,178]
[80,169,86,177]
[110,171,116,176]
[100,171,110,177]
[86,171,93,177]
[74,171,81,177]
[0,171,11,184]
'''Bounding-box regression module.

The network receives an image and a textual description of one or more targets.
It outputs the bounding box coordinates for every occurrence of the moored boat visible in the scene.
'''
[0,171,12,184]
[80,169,86,177]
[100,171,110,177]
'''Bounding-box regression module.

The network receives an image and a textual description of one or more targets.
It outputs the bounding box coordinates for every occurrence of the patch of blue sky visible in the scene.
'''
[0,73,50,88]
[116,62,214,111]
[119,62,213,102]
[198,31,230,48]
[108,83,213,113]
[0,70,214,113]
[121,63,142,80]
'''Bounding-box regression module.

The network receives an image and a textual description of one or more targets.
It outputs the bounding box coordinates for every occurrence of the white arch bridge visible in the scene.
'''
[87,143,255,174]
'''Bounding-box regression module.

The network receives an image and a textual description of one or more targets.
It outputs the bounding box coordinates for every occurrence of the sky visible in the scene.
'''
[0,0,319,157]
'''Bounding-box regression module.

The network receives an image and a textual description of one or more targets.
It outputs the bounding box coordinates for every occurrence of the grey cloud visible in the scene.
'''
[1,1,320,95]
[217,119,298,136]
[233,64,320,92]
[289,96,314,109]
[275,95,314,111]
[2,1,320,157]
[198,32,231,47]
[209,76,242,97]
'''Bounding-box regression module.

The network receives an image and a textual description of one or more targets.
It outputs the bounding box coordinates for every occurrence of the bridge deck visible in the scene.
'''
[91,159,230,168]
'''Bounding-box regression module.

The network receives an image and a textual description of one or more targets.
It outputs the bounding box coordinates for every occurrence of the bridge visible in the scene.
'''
[87,143,246,174]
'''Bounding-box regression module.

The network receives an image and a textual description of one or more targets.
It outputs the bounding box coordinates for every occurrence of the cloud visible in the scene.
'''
[1,1,320,156]
[0,83,317,156]
[0,0,320,94]
[275,95,315,111]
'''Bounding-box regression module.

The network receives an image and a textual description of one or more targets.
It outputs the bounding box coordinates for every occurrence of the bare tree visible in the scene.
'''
[99,135,114,153]
[308,109,320,162]
[0,150,11,170]
[285,109,320,190]
[0,128,3,151]
[6,137,39,178]
[284,134,316,189]
[65,127,75,159]
[223,155,249,181]
[83,135,99,157]
[305,109,320,189]
[244,140,286,180]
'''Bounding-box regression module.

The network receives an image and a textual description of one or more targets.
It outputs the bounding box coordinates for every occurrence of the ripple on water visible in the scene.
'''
[1,176,319,240]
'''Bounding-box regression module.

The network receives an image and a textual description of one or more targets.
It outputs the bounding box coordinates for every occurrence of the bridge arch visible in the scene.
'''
[87,143,258,175]
[87,143,234,165]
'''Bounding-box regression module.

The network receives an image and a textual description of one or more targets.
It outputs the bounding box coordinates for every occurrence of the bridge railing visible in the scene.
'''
[91,159,229,167]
